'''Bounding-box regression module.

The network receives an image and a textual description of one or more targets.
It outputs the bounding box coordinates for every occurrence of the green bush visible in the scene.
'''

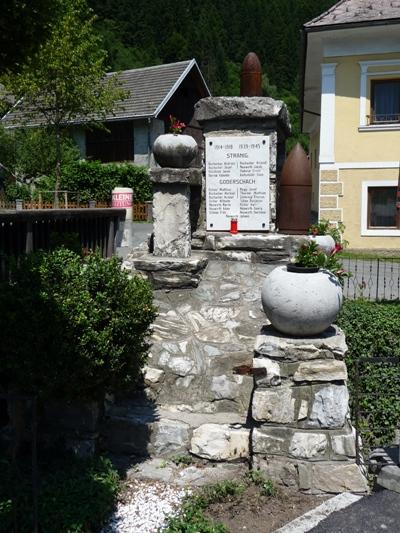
[0,126,80,185]
[0,248,156,400]
[0,453,119,532]
[337,300,400,448]
[60,160,152,202]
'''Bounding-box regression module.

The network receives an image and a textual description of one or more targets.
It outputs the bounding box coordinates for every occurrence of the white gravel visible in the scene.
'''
[102,479,188,533]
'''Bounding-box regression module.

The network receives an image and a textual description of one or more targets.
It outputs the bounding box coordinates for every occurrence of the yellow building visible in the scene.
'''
[302,0,400,250]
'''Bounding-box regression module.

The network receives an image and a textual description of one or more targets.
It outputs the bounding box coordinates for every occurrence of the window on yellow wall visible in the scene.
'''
[368,186,399,228]
[370,79,400,124]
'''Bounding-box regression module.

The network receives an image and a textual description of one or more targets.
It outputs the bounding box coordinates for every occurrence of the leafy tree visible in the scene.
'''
[1,0,126,195]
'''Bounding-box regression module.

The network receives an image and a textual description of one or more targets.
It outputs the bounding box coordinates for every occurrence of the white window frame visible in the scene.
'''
[361,180,400,236]
[359,60,400,131]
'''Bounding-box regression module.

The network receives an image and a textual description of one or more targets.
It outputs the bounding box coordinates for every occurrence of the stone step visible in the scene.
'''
[101,406,247,458]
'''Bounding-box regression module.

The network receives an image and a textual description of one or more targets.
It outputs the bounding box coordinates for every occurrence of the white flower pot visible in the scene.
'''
[261,265,343,336]
[153,133,198,168]
[310,234,335,254]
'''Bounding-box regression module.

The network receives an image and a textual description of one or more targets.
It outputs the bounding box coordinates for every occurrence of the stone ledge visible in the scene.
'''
[194,96,291,135]
[252,426,356,460]
[150,167,202,185]
[133,255,208,273]
[253,456,368,494]
[190,423,249,461]
[254,325,347,361]
[131,254,208,289]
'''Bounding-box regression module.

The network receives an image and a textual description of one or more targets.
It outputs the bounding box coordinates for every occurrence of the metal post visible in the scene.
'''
[25,221,33,253]
[107,217,115,257]
[376,258,380,301]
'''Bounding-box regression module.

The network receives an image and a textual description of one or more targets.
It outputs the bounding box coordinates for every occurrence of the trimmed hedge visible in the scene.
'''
[337,300,400,448]
[0,453,119,532]
[60,160,152,202]
[0,248,156,400]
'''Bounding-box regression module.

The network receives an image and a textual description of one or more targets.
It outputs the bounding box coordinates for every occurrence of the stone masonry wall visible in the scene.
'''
[250,325,368,494]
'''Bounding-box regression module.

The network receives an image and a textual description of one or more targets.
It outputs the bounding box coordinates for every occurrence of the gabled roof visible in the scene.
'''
[305,0,400,29]
[1,59,210,127]
[107,59,210,120]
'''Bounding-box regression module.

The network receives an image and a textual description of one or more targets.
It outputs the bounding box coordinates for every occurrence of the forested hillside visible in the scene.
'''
[89,0,336,96]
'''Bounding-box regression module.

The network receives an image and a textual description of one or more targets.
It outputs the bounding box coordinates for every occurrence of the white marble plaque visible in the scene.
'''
[206,135,269,231]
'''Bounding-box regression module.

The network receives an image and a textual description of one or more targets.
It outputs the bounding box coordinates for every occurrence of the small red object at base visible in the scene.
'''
[230,218,238,234]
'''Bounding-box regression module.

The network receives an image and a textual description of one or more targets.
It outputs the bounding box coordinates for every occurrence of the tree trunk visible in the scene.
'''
[54,126,62,208]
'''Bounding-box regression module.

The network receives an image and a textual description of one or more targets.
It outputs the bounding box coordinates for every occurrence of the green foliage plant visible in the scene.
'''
[0,452,119,532]
[1,0,126,192]
[0,248,156,400]
[163,480,245,533]
[245,470,277,497]
[60,160,152,202]
[337,300,400,450]
[291,240,349,281]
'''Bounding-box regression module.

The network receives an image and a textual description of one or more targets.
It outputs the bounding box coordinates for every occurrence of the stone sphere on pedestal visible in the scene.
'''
[310,234,335,254]
[153,133,198,168]
[261,265,343,336]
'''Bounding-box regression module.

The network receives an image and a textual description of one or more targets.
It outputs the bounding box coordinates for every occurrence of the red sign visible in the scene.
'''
[112,192,133,208]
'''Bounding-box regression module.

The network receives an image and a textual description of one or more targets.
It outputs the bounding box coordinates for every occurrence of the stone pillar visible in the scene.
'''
[194,97,291,232]
[251,325,368,494]
[150,167,202,258]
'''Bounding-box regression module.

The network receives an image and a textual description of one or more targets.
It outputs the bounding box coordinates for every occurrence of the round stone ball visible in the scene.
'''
[261,265,343,336]
[310,234,336,254]
[153,133,198,168]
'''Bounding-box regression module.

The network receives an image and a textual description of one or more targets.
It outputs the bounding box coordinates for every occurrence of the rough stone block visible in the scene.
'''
[254,325,347,361]
[215,233,290,252]
[151,419,191,456]
[289,432,328,459]
[308,385,349,429]
[133,255,208,273]
[253,456,299,487]
[293,360,347,382]
[143,366,165,385]
[252,387,295,423]
[253,357,281,387]
[150,167,202,186]
[377,465,400,494]
[331,428,356,458]
[312,463,368,493]
[153,184,191,258]
[190,423,249,461]
[252,427,291,455]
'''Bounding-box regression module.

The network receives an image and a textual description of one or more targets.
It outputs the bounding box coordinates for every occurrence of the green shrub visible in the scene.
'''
[337,299,400,448]
[0,453,119,533]
[0,248,156,400]
[60,160,152,202]
[163,481,246,532]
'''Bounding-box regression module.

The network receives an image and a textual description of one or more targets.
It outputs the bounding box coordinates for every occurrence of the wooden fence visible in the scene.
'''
[0,198,152,221]
[0,208,125,281]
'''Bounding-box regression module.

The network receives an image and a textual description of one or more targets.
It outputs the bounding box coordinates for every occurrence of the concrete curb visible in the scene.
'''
[275,492,363,533]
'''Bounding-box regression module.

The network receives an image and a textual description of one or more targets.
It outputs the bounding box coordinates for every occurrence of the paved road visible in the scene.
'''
[310,489,400,533]
[132,222,153,247]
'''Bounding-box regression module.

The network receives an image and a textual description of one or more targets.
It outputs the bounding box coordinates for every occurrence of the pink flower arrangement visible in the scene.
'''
[169,115,186,134]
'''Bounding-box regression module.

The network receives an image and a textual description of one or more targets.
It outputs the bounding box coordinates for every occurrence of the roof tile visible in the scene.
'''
[305,0,400,28]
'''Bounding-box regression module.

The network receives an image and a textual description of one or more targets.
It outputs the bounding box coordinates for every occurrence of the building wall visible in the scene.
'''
[317,52,400,249]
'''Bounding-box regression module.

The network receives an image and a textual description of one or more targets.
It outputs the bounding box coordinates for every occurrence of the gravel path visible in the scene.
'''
[102,480,187,533]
